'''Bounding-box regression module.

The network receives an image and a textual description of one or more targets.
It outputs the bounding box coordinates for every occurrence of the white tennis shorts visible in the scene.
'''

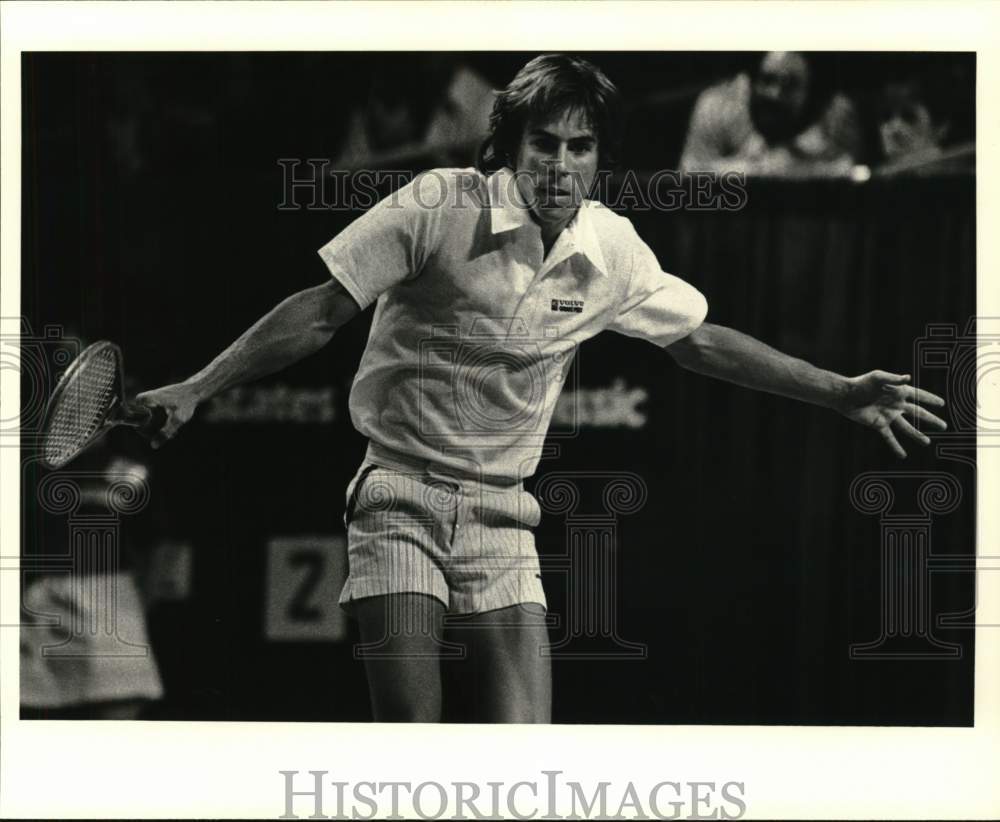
[339,460,547,616]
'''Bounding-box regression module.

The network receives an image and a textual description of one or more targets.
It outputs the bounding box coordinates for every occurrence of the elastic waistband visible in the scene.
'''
[364,441,524,492]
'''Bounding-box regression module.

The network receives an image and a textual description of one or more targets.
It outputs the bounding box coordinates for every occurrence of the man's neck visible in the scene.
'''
[540,227,561,258]
[532,211,576,259]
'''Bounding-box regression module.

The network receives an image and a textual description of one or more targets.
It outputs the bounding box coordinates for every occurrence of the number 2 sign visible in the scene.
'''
[264,535,349,642]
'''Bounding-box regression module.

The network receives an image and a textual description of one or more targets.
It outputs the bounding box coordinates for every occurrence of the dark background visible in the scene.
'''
[20,52,976,724]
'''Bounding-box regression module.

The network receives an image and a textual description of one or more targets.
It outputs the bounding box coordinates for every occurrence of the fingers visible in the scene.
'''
[901,384,946,409]
[903,403,948,431]
[874,371,912,386]
[894,416,931,447]
[878,423,907,459]
[865,372,947,457]
[877,375,945,407]
[131,395,171,448]
[877,406,944,458]
[150,426,174,450]
[136,405,180,450]
[149,412,187,449]
[133,385,194,449]
[881,383,948,421]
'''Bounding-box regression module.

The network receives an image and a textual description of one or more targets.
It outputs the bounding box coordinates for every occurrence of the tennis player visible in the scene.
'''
[138,55,947,723]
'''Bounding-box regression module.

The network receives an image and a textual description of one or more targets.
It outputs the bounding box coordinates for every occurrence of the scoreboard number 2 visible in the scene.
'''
[265,535,348,642]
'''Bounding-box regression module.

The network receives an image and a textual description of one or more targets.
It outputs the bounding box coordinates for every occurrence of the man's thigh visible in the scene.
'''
[354,593,447,722]
[446,603,551,723]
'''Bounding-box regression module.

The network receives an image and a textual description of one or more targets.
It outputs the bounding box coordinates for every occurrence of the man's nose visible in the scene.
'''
[548,146,569,175]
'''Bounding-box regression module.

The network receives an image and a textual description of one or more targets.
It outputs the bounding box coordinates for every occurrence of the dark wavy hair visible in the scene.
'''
[476,54,623,174]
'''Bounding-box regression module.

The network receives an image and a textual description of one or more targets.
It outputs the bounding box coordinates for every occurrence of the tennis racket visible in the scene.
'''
[39,340,167,470]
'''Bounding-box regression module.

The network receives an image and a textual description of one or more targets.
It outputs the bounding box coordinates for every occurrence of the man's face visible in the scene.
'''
[878,83,944,159]
[750,51,811,144]
[512,108,599,236]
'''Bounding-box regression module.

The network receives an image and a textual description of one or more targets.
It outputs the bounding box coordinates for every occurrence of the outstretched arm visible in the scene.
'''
[136,279,359,447]
[665,322,947,457]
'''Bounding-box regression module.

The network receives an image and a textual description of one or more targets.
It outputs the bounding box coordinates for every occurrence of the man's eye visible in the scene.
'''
[532,138,556,152]
[570,143,594,154]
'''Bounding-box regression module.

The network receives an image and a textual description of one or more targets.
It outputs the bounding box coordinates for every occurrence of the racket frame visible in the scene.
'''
[39,341,156,469]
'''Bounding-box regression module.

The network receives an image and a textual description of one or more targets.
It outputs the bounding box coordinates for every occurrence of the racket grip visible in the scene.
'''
[125,403,168,436]
[140,405,169,437]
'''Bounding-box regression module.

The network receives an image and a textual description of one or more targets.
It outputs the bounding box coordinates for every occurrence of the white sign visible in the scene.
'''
[264,535,349,642]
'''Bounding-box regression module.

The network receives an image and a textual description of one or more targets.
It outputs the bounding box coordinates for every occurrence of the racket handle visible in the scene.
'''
[124,403,168,436]
[142,405,169,436]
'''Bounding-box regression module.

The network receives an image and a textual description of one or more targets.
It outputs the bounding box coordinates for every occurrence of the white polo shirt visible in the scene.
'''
[319,167,708,484]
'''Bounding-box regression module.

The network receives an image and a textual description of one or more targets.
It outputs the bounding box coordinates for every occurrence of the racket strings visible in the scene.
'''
[43,346,119,468]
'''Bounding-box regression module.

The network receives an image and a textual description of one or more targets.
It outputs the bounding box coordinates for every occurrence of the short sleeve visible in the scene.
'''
[317,172,443,311]
[607,229,708,348]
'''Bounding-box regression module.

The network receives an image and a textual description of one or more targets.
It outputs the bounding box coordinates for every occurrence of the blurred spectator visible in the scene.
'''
[334,57,495,170]
[874,72,975,177]
[21,372,166,720]
[680,51,861,177]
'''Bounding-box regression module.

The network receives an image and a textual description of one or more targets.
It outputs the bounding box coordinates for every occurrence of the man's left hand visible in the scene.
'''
[837,370,947,458]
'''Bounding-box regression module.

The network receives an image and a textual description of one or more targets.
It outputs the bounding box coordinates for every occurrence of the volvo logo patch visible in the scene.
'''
[551,299,584,313]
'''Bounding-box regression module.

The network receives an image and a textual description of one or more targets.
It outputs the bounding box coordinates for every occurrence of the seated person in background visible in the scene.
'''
[680,51,860,177]
[21,428,164,720]
[874,74,975,176]
[334,57,495,170]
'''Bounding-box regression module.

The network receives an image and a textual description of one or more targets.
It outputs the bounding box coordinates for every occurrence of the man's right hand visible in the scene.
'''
[135,382,202,449]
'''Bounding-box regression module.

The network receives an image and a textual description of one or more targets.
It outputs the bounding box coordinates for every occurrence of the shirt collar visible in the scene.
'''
[487,167,607,277]
[487,167,531,234]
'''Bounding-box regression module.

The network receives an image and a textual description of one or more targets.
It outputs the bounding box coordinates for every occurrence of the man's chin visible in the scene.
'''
[532,204,577,226]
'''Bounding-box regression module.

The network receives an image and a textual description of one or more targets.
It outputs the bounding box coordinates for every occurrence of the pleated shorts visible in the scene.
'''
[339,461,547,616]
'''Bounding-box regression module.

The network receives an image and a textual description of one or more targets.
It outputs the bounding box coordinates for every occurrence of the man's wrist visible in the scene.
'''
[826,372,854,414]
[182,375,212,404]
